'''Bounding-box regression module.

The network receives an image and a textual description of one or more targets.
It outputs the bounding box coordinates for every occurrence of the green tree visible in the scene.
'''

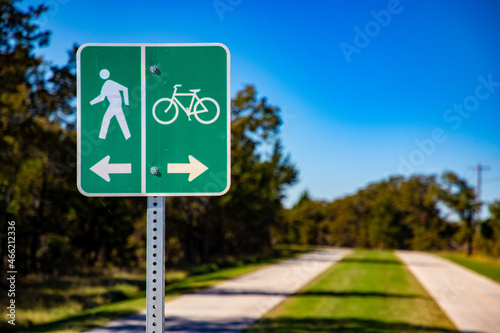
[1,0,299,275]
[360,179,403,249]
[480,200,500,256]
[0,0,145,274]
[216,85,297,256]
[326,196,364,247]
[398,175,448,251]
[283,175,453,252]
[436,172,478,256]
[282,192,328,245]
[163,85,298,263]
[0,0,55,272]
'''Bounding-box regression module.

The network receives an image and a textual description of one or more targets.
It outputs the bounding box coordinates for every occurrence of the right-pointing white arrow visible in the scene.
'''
[167,155,208,181]
[90,155,132,182]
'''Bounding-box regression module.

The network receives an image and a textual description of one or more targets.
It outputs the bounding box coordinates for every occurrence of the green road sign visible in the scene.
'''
[77,43,230,196]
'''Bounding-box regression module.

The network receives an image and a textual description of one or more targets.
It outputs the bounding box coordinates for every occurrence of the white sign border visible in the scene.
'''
[77,43,231,197]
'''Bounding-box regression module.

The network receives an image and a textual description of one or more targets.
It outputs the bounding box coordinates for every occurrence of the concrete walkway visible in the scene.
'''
[85,248,351,333]
[396,251,500,333]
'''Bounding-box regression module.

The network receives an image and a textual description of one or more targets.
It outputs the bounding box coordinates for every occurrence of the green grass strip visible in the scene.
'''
[16,265,272,333]
[246,250,458,333]
[12,247,309,333]
[437,253,500,284]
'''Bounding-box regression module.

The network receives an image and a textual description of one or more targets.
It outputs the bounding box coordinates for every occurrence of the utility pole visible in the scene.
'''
[469,163,491,241]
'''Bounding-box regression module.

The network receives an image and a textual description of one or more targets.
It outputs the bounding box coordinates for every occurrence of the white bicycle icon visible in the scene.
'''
[152,84,220,125]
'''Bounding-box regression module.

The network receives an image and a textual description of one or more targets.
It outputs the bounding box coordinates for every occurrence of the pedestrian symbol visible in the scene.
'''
[90,69,131,140]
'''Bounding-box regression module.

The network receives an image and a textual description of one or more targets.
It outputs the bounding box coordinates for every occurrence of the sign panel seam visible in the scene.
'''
[141,46,146,194]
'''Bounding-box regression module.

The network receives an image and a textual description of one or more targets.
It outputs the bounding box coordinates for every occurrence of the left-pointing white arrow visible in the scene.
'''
[90,155,132,182]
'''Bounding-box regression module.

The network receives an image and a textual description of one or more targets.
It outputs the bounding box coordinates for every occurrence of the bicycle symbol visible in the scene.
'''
[152,84,220,125]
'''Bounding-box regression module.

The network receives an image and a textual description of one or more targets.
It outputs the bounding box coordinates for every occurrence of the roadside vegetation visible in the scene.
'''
[2,0,500,281]
[5,246,309,332]
[437,252,500,284]
[279,176,500,258]
[1,0,500,331]
[246,250,458,333]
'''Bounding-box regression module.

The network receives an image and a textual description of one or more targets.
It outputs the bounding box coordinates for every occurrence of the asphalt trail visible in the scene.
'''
[396,251,500,333]
[84,248,352,333]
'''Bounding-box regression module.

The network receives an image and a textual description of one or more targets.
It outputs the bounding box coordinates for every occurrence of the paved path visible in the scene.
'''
[85,248,351,333]
[396,251,500,333]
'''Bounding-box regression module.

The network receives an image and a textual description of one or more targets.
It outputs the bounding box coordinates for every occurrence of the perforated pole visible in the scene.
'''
[147,196,165,332]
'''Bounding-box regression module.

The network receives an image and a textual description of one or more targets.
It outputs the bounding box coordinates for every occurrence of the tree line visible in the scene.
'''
[0,0,298,275]
[279,174,500,257]
[1,0,499,278]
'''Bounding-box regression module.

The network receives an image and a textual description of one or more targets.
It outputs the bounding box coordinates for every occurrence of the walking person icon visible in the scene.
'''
[90,69,131,140]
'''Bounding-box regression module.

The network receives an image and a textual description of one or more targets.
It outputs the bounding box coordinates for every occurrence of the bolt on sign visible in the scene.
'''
[77,43,230,196]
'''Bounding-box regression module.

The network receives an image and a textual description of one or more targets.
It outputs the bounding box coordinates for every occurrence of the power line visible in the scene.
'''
[483,175,500,184]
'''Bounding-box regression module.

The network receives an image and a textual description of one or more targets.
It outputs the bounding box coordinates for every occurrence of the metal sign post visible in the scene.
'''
[76,43,230,332]
[146,196,165,332]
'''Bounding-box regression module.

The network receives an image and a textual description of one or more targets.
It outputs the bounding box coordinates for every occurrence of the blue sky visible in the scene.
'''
[25,0,500,212]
